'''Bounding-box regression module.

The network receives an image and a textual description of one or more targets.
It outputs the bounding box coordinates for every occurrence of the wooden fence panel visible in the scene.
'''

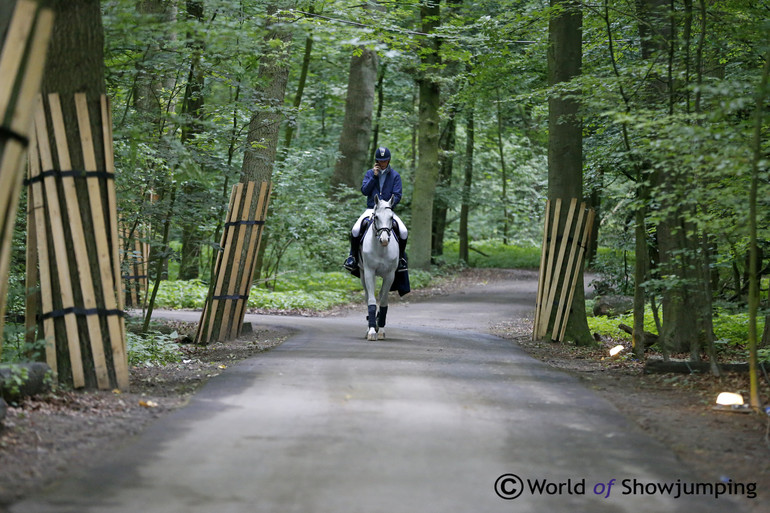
[533,199,595,342]
[196,181,271,344]
[26,93,128,390]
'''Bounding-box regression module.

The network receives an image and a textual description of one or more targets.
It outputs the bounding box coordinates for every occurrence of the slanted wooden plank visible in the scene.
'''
[559,208,595,342]
[541,198,576,339]
[33,96,84,388]
[533,200,550,340]
[552,202,586,341]
[536,199,561,338]
[26,133,56,375]
[0,0,36,118]
[196,186,238,343]
[75,93,128,390]
[205,184,243,343]
[100,96,127,356]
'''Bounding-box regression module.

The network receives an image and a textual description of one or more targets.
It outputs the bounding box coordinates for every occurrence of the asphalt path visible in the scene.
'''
[12,271,747,513]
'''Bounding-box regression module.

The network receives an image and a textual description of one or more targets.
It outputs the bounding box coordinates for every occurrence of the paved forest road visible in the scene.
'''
[13,271,744,513]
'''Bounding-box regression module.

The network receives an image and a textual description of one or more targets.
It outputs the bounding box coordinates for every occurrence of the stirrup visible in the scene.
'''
[344,256,359,272]
[397,258,408,272]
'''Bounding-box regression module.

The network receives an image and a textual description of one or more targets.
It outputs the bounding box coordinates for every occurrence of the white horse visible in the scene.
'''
[359,195,399,341]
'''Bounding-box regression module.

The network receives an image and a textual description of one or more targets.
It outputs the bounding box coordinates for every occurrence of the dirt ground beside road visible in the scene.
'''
[1,268,768,512]
[492,318,770,513]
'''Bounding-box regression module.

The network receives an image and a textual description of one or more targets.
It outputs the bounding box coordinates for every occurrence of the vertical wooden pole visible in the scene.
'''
[533,200,551,340]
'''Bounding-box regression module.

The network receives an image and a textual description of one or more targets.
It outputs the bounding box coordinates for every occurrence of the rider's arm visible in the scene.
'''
[390,173,403,206]
[361,169,377,196]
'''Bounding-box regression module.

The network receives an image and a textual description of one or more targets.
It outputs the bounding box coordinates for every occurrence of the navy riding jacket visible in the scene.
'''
[361,166,403,209]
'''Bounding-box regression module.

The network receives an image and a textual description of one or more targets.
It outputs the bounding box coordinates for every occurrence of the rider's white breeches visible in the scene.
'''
[352,209,408,239]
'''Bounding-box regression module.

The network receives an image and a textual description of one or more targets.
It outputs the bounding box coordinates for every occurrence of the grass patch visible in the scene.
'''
[439,239,541,268]
[146,269,434,312]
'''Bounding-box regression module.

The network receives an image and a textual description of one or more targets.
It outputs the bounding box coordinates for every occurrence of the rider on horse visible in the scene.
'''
[344,146,408,274]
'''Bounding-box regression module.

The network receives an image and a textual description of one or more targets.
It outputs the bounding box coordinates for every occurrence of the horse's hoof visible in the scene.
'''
[378,329,386,340]
[366,328,377,341]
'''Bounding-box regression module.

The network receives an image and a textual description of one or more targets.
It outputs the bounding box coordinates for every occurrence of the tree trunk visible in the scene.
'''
[432,109,456,256]
[201,5,290,342]
[330,48,377,189]
[281,31,313,153]
[178,0,205,280]
[459,104,474,264]
[411,0,441,270]
[496,89,509,244]
[240,5,293,184]
[546,0,593,345]
[370,63,386,158]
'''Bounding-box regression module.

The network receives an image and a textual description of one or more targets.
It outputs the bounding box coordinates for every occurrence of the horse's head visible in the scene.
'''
[373,194,394,247]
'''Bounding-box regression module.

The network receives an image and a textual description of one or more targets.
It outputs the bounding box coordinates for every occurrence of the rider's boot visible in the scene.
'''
[344,233,360,274]
[397,236,408,272]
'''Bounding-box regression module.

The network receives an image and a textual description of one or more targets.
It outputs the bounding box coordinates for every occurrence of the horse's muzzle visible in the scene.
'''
[377,227,391,246]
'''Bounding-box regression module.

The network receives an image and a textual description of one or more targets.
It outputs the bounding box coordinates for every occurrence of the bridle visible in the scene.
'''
[371,206,393,240]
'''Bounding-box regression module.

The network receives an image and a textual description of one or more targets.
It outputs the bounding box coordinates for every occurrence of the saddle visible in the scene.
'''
[357,217,404,246]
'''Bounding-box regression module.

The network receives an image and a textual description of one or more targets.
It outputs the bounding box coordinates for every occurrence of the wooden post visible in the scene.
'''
[0,2,53,358]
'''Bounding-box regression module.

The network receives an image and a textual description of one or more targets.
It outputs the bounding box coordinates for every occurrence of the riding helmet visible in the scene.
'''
[375,147,391,161]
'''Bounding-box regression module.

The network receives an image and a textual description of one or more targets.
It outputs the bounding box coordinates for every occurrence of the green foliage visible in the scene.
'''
[151,279,210,309]
[1,364,29,404]
[1,323,47,364]
[126,331,183,367]
[440,240,542,268]
[588,307,767,357]
[589,249,635,296]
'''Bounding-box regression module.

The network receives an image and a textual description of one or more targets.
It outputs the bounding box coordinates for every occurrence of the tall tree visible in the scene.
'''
[199,3,294,343]
[410,0,441,270]
[241,5,294,183]
[546,0,593,345]
[178,0,206,281]
[330,47,378,189]
[35,0,128,389]
[459,103,474,264]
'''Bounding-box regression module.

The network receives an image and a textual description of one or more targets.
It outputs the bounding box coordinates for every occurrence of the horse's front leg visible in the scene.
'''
[377,273,395,340]
[363,270,378,341]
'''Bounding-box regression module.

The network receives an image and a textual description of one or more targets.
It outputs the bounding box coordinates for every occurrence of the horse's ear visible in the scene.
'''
[388,196,394,207]
[374,194,380,203]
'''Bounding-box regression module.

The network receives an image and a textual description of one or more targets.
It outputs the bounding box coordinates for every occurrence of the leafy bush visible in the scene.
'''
[589,249,634,295]
[127,331,183,367]
[587,306,766,351]
[151,279,210,309]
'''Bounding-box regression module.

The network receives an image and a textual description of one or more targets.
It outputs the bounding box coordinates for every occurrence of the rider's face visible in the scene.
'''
[375,159,390,169]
